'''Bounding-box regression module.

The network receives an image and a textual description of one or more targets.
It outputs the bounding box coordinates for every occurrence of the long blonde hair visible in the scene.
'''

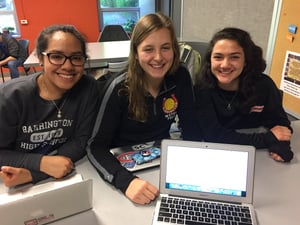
[125,12,180,122]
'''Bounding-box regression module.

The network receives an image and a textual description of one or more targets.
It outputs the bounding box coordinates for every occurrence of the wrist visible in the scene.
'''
[40,155,49,173]
[265,131,278,146]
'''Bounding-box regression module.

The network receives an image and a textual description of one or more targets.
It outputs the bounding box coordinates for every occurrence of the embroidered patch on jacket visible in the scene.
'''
[163,94,178,120]
[163,94,178,113]
[250,105,264,113]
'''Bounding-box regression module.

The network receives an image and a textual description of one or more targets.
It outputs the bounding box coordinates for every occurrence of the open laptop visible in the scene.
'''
[152,139,258,225]
[0,173,93,225]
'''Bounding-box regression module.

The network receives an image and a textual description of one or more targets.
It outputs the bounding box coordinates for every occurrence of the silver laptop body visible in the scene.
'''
[0,178,93,225]
[152,139,258,225]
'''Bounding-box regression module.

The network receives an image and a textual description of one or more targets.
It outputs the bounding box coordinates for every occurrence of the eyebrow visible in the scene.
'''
[212,52,243,55]
[46,50,84,55]
[161,42,172,46]
[142,42,172,48]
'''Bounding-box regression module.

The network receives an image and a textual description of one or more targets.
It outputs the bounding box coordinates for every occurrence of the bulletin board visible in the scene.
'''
[269,0,300,118]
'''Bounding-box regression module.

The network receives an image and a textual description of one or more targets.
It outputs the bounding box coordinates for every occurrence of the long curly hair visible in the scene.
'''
[197,27,266,111]
[124,12,180,122]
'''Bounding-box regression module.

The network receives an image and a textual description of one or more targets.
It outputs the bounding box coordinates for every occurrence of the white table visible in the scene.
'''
[48,120,300,225]
[24,41,130,69]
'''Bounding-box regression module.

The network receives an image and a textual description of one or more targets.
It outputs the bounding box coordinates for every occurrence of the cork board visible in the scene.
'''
[269,0,300,117]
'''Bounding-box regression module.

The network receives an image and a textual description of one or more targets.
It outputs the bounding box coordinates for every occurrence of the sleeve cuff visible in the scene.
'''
[113,169,137,194]
[268,141,294,162]
[263,131,279,146]
[30,170,50,184]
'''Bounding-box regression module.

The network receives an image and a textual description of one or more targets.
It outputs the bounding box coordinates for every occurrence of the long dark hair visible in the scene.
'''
[197,27,266,110]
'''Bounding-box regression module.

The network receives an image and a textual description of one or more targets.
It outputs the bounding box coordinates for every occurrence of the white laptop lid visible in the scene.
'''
[0,174,93,225]
[160,139,256,204]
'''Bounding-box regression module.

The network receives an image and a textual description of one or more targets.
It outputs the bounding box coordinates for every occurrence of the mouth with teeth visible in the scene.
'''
[217,69,234,78]
[57,73,76,79]
[219,69,232,74]
[151,64,164,69]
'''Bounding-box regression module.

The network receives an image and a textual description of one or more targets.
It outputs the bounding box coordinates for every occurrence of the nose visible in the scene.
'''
[61,57,74,68]
[220,57,230,67]
[154,50,162,61]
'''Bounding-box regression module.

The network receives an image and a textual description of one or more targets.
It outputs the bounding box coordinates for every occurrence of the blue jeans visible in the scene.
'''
[7,58,23,79]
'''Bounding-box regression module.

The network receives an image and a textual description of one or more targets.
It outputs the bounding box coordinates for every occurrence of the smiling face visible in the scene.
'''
[136,28,174,84]
[210,39,245,90]
[40,31,85,96]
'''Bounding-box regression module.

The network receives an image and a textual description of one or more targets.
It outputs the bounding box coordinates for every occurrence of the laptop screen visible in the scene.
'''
[160,140,255,204]
[165,146,249,197]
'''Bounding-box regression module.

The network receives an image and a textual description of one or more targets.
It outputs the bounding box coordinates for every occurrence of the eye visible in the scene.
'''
[230,55,241,60]
[162,46,171,51]
[143,47,153,53]
[71,55,84,61]
[50,53,64,60]
[212,55,223,60]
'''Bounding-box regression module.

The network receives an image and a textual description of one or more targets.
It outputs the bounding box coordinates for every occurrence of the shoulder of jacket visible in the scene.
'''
[170,66,190,80]
[256,73,277,87]
[0,75,37,101]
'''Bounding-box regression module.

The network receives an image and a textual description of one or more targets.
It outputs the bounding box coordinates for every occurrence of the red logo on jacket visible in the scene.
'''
[250,105,264,113]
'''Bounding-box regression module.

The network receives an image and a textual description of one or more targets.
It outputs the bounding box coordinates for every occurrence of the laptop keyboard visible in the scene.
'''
[157,196,253,225]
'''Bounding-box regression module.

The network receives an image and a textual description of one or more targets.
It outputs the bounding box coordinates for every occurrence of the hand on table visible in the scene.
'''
[40,155,74,179]
[269,126,293,162]
[125,178,159,205]
[269,152,284,162]
[270,125,292,141]
[0,166,32,187]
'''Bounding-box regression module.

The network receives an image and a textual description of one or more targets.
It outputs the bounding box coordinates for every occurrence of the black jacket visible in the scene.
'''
[195,73,293,162]
[87,66,199,193]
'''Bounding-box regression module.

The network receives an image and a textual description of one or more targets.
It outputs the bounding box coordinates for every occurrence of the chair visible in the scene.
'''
[95,25,130,77]
[107,60,128,73]
[1,39,31,82]
[98,25,130,42]
[91,61,128,80]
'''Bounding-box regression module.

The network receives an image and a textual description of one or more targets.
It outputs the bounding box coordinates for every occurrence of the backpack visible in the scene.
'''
[178,42,201,85]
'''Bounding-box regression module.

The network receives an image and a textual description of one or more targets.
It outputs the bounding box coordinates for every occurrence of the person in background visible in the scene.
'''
[0,32,27,79]
[195,27,293,162]
[87,12,198,205]
[0,25,100,187]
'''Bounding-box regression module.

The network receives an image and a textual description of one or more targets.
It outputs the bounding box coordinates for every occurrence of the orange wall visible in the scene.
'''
[15,0,100,53]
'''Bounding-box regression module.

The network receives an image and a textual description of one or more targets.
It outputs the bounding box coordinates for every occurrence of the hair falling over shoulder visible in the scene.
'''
[125,12,180,122]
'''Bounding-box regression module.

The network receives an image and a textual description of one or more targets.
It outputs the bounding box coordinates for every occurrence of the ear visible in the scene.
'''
[38,56,44,66]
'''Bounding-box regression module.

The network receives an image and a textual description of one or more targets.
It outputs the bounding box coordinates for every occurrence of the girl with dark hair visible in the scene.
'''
[0,25,100,187]
[195,27,293,162]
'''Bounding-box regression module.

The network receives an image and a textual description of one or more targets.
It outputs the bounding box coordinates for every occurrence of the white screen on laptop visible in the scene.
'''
[165,146,248,197]
[160,140,256,204]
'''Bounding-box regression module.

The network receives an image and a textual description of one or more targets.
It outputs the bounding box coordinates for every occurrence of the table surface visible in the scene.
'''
[24,41,131,69]
[48,120,300,225]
